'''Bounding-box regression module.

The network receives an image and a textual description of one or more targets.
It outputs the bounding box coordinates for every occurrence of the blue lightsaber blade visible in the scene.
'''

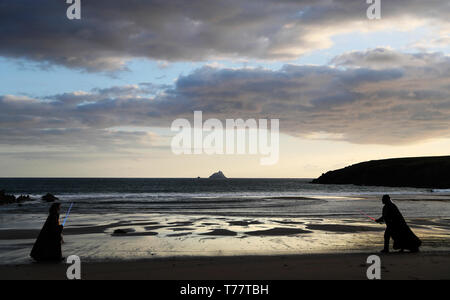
[62,202,74,226]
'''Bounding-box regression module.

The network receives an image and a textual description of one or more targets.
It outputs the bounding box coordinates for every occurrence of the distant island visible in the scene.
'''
[209,171,227,179]
[312,156,450,188]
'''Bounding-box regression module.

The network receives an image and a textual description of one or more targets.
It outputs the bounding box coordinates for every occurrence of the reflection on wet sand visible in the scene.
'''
[0,212,449,264]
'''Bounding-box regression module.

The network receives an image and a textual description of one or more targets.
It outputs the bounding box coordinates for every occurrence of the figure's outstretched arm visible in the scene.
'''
[376,216,384,223]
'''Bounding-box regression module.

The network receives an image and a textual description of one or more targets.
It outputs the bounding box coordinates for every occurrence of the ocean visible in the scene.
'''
[1,178,449,264]
[0,178,448,218]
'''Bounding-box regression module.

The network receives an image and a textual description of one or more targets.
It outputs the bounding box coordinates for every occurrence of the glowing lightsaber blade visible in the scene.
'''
[358,210,377,222]
[62,202,74,226]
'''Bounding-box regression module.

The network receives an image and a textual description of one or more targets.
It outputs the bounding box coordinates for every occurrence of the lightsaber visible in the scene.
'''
[62,202,74,226]
[358,210,377,223]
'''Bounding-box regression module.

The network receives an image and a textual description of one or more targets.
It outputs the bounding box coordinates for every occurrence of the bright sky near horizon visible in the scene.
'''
[1,0,450,178]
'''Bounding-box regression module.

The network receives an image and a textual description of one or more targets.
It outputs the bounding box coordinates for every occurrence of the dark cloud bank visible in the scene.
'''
[0,1,449,150]
[1,49,449,147]
[0,0,449,71]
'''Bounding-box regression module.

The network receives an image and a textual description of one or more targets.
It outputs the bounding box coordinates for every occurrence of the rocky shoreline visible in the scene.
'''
[312,156,450,188]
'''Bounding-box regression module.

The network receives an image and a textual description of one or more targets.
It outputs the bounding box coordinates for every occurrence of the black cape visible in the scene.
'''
[30,213,63,261]
[383,202,421,251]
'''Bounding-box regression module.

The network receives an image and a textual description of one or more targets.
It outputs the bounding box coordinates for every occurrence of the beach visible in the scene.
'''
[1,252,449,280]
[4,0,450,283]
[0,213,449,280]
[1,178,450,279]
[1,213,450,263]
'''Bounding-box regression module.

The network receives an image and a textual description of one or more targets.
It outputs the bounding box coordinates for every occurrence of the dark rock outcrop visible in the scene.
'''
[312,156,450,188]
[209,171,227,179]
[0,190,16,205]
[0,191,33,205]
[41,193,59,202]
[16,195,31,203]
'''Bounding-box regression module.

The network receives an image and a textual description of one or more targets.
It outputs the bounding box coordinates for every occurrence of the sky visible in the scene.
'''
[0,0,450,178]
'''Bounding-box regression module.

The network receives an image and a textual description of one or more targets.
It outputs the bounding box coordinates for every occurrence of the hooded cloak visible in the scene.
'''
[30,203,63,261]
[382,199,421,251]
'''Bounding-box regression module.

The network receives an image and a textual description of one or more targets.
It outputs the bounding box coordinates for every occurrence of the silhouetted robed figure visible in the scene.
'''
[30,203,64,262]
[376,195,421,253]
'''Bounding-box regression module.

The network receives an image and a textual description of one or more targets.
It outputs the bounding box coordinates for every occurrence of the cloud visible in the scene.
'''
[0,127,156,150]
[331,48,450,69]
[0,0,449,71]
[1,49,449,147]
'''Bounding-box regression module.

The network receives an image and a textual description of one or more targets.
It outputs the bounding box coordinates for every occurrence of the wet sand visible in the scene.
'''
[305,224,384,233]
[1,213,449,274]
[0,252,449,280]
[245,227,312,236]
[0,216,447,239]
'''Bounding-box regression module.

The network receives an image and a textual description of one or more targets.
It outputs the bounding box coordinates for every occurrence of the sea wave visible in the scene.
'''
[431,189,450,193]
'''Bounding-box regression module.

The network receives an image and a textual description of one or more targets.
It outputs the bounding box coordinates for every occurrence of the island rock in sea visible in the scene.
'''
[209,171,227,179]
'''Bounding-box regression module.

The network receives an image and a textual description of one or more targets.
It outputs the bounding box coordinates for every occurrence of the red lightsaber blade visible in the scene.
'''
[358,210,377,222]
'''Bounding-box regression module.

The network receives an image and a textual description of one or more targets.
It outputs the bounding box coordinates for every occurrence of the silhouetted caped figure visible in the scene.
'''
[30,203,64,262]
[376,195,421,253]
